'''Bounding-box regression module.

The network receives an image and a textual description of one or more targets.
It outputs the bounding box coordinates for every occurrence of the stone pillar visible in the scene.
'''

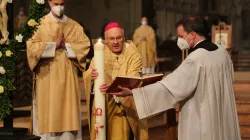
[230,4,238,51]
[135,0,142,23]
[235,15,242,50]
[128,0,142,39]
[238,0,250,50]
[156,9,167,42]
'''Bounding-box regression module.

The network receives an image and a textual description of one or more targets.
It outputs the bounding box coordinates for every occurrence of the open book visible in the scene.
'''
[106,74,164,93]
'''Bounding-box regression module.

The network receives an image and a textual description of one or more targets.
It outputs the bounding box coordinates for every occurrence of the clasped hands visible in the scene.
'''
[141,37,146,41]
[56,34,66,50]
[91,68,132,96]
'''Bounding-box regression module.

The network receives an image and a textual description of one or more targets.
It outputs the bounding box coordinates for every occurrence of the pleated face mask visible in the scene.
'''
[52,5,64,17]
[177,33,193,50]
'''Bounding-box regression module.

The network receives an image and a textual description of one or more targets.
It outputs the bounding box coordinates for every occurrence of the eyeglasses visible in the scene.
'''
[107,36,124,42]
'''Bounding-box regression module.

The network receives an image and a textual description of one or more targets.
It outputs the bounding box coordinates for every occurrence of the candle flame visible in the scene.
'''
[98,38,102,42]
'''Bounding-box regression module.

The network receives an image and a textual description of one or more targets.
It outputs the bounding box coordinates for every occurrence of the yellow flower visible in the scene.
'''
[0,52,2,58]
[28,19,38,27]
[5,50,13,57]
[0,85,4,93]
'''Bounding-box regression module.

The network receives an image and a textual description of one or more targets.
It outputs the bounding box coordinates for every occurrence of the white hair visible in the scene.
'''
[104,28,124,39]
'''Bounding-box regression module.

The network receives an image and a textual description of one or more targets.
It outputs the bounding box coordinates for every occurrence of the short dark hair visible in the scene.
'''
[176,16,205,36]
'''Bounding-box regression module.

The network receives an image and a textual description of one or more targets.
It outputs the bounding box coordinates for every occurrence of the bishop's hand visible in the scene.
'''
[109,86,133,96]
[99,83,110,94]
[91,68,98,80]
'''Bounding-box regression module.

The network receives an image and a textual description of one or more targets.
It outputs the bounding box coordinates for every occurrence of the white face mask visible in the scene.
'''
[141,21,147,26]
[19,11,24,16]
[177,34,193,50]
[51,5,64,17]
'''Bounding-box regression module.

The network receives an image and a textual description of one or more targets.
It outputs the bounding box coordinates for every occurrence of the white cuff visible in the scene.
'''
[41,42,56,58]
[65,43,76,59]
[132,88,148,119]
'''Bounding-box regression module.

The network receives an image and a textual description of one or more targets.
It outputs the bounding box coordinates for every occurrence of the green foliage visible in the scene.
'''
[0,0,46,120]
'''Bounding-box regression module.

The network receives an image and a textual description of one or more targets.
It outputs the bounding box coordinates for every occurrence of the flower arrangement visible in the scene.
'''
[0,0,46,120]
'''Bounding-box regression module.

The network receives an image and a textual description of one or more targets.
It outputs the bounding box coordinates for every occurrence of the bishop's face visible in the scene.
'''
[105,28,125,54]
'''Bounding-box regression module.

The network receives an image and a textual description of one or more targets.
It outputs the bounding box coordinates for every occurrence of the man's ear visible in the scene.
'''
[190,32,196,39]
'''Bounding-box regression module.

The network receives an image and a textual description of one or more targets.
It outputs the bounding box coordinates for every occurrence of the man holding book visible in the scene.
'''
[110,17,241,140]
[83,22,148,140]
[26,0,90,139]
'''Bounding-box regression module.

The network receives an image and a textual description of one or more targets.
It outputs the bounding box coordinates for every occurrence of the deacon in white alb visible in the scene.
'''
[110,16,241,140]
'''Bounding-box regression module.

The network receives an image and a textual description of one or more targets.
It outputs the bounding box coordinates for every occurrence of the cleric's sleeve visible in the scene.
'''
[132,59,200,119]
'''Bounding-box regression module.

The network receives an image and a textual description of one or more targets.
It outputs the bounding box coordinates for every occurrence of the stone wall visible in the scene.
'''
[13,0,143,40]
[153,0,250,50]
[153,0,199,43]
[12,0,250,50]
[64,0,142,39]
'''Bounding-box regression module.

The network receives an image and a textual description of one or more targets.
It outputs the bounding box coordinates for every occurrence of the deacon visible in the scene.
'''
[111,17,241,140]
[133,17,157,74]
[26,0,90,139]
[83,22,148,140]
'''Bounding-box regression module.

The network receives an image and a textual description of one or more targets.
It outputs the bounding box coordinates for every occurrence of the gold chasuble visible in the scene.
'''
[26,14,90,134]
[84,42,149,140]
[133,25,157,74]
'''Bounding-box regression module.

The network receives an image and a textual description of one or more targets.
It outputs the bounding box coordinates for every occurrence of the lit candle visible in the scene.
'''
[93,38,106,140]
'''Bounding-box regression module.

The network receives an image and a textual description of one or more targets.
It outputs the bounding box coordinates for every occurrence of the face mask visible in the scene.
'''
[141,21,147,26]
[177,34,193,50]
[19,11,24,16]
[52,5,64,17]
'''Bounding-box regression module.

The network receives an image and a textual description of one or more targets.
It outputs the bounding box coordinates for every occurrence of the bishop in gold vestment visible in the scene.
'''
[133,17,157,74]
[84,22,148,140]
[26,1,90,139]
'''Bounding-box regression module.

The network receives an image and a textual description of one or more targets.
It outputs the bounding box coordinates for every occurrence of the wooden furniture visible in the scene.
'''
[212,22,232,56]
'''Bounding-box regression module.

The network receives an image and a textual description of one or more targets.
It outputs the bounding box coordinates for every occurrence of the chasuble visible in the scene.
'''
[133,25,157,74]
[84,42,149,140]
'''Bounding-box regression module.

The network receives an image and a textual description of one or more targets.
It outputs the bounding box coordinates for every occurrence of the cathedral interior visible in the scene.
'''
[0,0,249,139]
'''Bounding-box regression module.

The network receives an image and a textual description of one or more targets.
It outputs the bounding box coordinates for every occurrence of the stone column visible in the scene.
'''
[127,0,142,39]
[230,4,238,51]
[156,9,167,42]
